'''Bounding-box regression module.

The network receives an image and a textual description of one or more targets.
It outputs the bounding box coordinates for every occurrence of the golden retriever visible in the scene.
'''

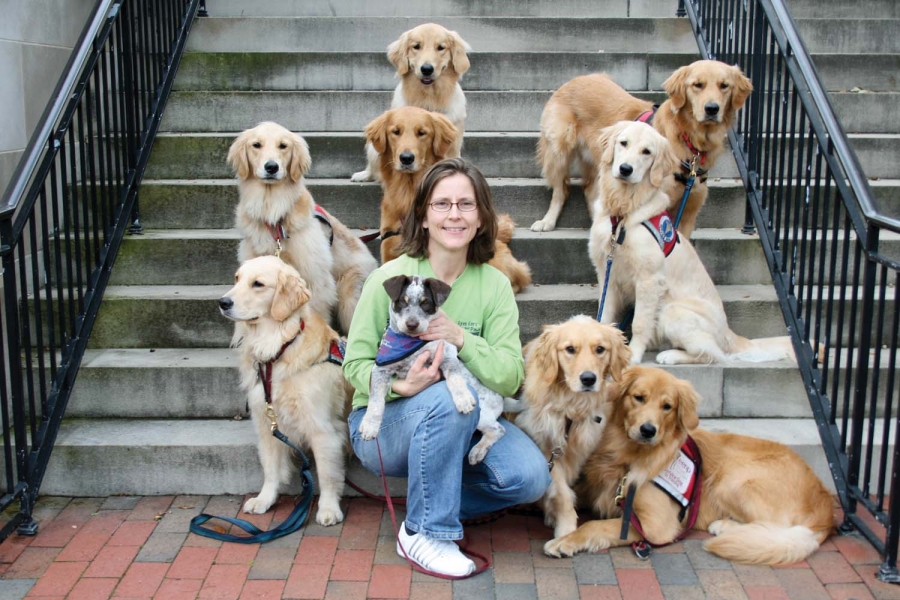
[532,60,752,238]
[218,256,354,525]
[364,106,532,293]
[228,121,378,334]
[588,121,795,365]
[544,366,834,565]
[351,23,471,182]
[515,316,631,538]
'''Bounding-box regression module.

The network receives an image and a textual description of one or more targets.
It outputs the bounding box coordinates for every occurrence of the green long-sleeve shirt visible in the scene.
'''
[343,255,524,409]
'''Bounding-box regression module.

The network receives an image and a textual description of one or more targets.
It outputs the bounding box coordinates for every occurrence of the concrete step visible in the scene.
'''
[160,90,900,134]
[137,178,900,231]
[787,0,900,18]
[84,283,792,349]
[186,17,697,53]
[185,17,899,55]
[144,131,900,181]
[173,50,900,93]
[106,227,778,287]
[35,417,842,495]
[202,0,679,18]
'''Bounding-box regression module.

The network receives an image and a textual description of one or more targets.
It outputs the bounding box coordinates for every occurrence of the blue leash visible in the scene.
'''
[189,428,316,543]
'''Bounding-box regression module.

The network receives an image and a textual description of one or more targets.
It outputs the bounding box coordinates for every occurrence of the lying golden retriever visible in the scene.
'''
[588,121,794,365]
[218,256,354,525]
[228,121,378,334]
[533,60,752,238]
[515,316,631,538]
[364,106,532,293]
[544,366,834,565]
[351,23,471,182]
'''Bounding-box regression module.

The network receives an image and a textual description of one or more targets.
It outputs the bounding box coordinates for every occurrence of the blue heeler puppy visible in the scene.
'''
[358,274,506,464]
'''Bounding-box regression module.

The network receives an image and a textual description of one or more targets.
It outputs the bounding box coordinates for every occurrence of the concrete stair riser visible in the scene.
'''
[173,52,900,93]
[139,179,900,230]
[144,132,900,180]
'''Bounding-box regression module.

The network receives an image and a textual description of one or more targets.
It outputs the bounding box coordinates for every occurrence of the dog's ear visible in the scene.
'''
[271,268,311,322]
[729,65,753,113]
[387,32,410,75]
[431,113,458,158]
[423,277,452,307]
[288,131,312,182]
[598,124,619,167]
[227,129,252,179]
[448,30,471,75]
[382,275,410,302]
[663,65,691,112]
[529,325,561,386]
[613,366,640,402]
[650,137,678,187]
[674,378,700,432]
[364,112,390,155]
[605,328,632,383]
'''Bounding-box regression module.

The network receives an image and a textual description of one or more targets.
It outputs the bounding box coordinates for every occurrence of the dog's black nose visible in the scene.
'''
[639,423,657,439]
[264,161,279,174]
[704,102,720,116]
[405,318,419,331]
[580,372,597,387]
[619,163,633,177]
[420,64,434,77]
[218,297,233,311]
[399,152,415,166]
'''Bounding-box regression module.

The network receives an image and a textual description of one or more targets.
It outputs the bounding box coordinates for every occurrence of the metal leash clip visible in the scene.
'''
[266,404,278,432]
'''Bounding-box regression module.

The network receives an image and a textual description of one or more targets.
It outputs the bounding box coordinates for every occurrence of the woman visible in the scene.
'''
[343,158,550,577]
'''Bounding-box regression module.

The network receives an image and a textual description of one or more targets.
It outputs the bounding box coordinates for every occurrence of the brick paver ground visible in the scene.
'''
[1,495,896,599]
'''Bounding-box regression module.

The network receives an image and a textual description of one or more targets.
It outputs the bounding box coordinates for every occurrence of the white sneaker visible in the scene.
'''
[396,521,475,577]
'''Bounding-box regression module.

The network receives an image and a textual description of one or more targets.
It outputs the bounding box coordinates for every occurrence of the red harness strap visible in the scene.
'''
[610,212,680,258]
[257,326,303,405]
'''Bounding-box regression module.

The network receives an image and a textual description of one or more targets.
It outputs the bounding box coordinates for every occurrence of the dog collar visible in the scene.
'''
[375,327,428,366]
[680,133,707,167]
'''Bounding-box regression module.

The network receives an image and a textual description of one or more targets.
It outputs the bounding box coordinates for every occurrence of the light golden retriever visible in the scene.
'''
[364,106,532,293]
[218,256,354,525]
[515,316,631,538]
[228,121,378,334]
[588,121,795,365]
[544,366,834,565]
[351,23,471,182]
[533,60,752,238]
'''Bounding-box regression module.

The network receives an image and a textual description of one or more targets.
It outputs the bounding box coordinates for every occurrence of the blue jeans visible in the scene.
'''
[348,381,550,540]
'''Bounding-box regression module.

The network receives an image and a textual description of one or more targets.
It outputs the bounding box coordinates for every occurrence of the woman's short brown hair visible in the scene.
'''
[396,158,499,264]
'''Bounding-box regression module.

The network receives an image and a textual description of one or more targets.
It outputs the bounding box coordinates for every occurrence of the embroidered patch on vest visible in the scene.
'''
[328,339,346,366]
[375,328,427,366]
[652,445,698,508]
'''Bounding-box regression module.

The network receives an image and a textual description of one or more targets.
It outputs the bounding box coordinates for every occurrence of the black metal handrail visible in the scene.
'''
[681,0,900,581]
[0,0,199,542]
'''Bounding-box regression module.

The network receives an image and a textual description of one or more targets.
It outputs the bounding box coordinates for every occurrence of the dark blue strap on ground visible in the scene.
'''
[189,429,316,543]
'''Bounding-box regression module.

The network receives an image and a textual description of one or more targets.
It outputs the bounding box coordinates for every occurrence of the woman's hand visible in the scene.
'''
[391,343,445,397]
[418,310,466,349]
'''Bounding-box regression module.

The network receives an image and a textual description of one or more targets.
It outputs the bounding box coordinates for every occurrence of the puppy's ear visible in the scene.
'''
[387,32,410,75]
[271,269,310,322]
[675,378,700,432]
[663,65,691,112]
[227,129,252,179]
[729,65,753,113]
[448,30,471,75]
[529,325,561,386]
[598,124,619,167]
[606,328,632,383]
[288,132,312,182]
[364,112,390,155]
[382,275,410,302]
[650,137,678,187]
[424,278,452,307]
[431,113,458,158]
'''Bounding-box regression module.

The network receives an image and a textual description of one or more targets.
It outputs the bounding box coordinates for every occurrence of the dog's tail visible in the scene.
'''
[497,214,516,243]
[703,521,827,565]
[728,334,796,364]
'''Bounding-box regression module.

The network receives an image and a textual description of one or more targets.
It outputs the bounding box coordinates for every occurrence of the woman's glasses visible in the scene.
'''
[429,200,477,212]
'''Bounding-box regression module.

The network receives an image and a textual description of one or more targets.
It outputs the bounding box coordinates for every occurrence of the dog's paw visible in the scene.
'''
[350,169,372,183]
[655,350,680,365]
[468,446,488,465]
[452,391,477,414]
[242,495,274,515]
[553,522,578,540]
[316,505,345,527]
[530,219,556,233]
[544,534,606,558]
[358,418,381,440]
[707,519,734,536]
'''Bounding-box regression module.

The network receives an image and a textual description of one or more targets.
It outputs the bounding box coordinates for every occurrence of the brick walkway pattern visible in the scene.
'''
[1,495,897,599]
